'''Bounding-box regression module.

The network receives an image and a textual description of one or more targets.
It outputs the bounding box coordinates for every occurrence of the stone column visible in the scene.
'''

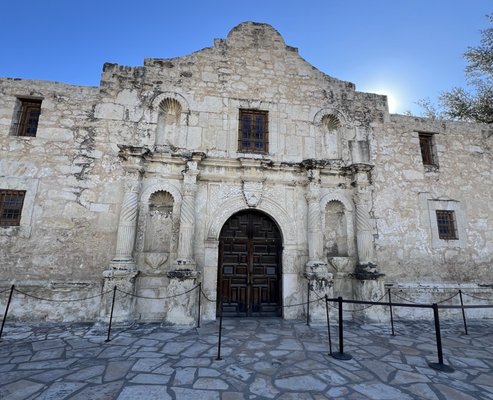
[174,160,199,268]
[101,146,148,321]
[303,168,333,322]
[351,163,385,321]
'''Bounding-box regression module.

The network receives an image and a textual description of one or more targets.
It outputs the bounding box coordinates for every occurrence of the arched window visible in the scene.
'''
[324,200,348,256]
[156,98,182,146]
[144,191,174,252]
[321,114,340,159]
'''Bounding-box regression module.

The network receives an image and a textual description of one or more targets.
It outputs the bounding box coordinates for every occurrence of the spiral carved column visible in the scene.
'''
[174,160,200,269]
[101,145,148,321]
[303,169,333,319]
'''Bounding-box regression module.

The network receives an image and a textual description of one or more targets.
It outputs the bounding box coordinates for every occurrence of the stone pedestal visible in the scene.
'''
[353,278,387,322]
[164,269,201,325]
[304,261,334,323]
[100,269,139,322]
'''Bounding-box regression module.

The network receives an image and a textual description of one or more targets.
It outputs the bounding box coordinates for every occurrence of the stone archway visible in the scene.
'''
[217,210,282,317]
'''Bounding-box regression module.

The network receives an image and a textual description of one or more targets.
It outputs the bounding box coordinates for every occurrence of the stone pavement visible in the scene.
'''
[0,317,492,399]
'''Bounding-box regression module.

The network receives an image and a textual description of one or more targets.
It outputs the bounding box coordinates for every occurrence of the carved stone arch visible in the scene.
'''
[151,92,191,148]
[150,92,190,122]
[206,196,295,245]
[320,191,354,212]
[313,108,349,128]
[314,109,352,161]
[320,191,356,258]
[135,182,182,253]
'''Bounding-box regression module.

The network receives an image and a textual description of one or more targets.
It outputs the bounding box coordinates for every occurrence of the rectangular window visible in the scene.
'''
[419,133,436,166]
[0,190,26,227]
[15,98,42,137]
[435,210,458,240]
[238,109,268,153]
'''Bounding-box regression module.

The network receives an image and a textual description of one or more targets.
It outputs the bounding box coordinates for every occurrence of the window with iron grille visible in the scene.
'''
[419,133,436,166]
[15,99,42,137]
[0,190,26,227]
[436,210,458,240]
[238,109,268,153]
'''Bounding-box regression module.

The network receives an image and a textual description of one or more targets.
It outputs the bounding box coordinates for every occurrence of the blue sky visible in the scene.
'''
[1,1,491,114]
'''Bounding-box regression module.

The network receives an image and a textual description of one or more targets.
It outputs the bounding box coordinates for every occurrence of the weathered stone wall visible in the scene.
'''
[1,22,491,323]
[373,115,493,284]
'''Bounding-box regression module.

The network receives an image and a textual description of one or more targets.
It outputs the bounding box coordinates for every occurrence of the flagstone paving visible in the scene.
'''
[0,318,492,399]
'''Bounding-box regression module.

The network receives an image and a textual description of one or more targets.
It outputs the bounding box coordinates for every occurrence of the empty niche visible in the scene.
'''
[324,200,348,257]
[144,191,174,253]
[321,114,340,159]
[156,98,182,146]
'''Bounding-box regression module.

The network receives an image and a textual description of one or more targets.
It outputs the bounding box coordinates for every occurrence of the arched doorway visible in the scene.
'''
[217,210,282,317]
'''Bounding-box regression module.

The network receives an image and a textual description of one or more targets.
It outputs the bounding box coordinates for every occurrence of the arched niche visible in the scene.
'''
[320,192,356,258]
[151,92,190,149]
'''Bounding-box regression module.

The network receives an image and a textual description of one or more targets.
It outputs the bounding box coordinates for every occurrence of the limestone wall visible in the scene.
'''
[373,115,493,286]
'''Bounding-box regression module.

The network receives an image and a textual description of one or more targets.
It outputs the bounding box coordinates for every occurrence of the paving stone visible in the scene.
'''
[193,377,229,390]
[224,365,253,381]
[34,381,86,400]
[249,375,280,398]
[171,387,220,399]
[103,361,134,382]
[173,367,196,385]
[129,373,171,384]
[32,339,65,351]
[117,385,171,399]
[274,374,327,391]
[65,365,106,381]
[434,383,480,400]
[352,382,414,400]
[31,348,65,361]
[131,358,165,372]
[0,379,45,400]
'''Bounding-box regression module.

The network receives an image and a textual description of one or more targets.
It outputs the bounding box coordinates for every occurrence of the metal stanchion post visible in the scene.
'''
[307,281,310,326]
[332,296,352,360]
[428,303,454,372]
[0,285,15,341]
[105,286,117,343]
[197,282,202,328]
[388,288,395,336]
[325,295,333,356]
[459,290,468,335]
[216,300,223,361]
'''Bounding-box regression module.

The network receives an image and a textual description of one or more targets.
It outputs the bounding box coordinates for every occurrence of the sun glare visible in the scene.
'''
[371,88,398,113]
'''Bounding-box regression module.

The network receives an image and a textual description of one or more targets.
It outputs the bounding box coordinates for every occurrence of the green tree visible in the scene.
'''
[422,14,493,123]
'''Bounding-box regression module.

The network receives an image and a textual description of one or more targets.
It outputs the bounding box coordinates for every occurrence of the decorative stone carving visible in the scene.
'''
[174,159,200,268]
[145,252,169,269]
[242,180,264,207]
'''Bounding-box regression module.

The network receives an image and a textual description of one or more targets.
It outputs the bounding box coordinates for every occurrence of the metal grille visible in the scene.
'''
[238,109,268,153]
[419,133,435,166]
[16,99,42,137]
[436,210,458,240]
[0,190,26,226]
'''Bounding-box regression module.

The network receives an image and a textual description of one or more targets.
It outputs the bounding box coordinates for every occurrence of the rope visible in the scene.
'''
[279,298,320,309]
[462,292,493,301]
[13,288,113,303]
[436,291,460,304]
[351,291,388,312]
[115,284,199,300]
[390,291,422,304]
[200,288,217,303]
[0,287,13,295]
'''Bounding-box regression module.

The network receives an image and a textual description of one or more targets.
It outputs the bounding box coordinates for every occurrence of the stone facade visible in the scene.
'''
[1,22,492,323]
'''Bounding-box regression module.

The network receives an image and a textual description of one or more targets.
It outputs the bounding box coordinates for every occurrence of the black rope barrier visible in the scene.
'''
[0,285,15,341]
[459,290,468,335]
[115,284,199,300]
[216,300,223,361]
[462,292,493,301]
[105,286,117,342]
[428,303,454,373]
[200,288,217,303]
[13,288,113,303]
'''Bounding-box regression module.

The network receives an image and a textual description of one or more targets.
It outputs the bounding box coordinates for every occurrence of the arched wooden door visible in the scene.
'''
[218,210,282,317]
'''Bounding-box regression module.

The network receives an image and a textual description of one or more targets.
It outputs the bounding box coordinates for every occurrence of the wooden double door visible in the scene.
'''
[218,210,282,317]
